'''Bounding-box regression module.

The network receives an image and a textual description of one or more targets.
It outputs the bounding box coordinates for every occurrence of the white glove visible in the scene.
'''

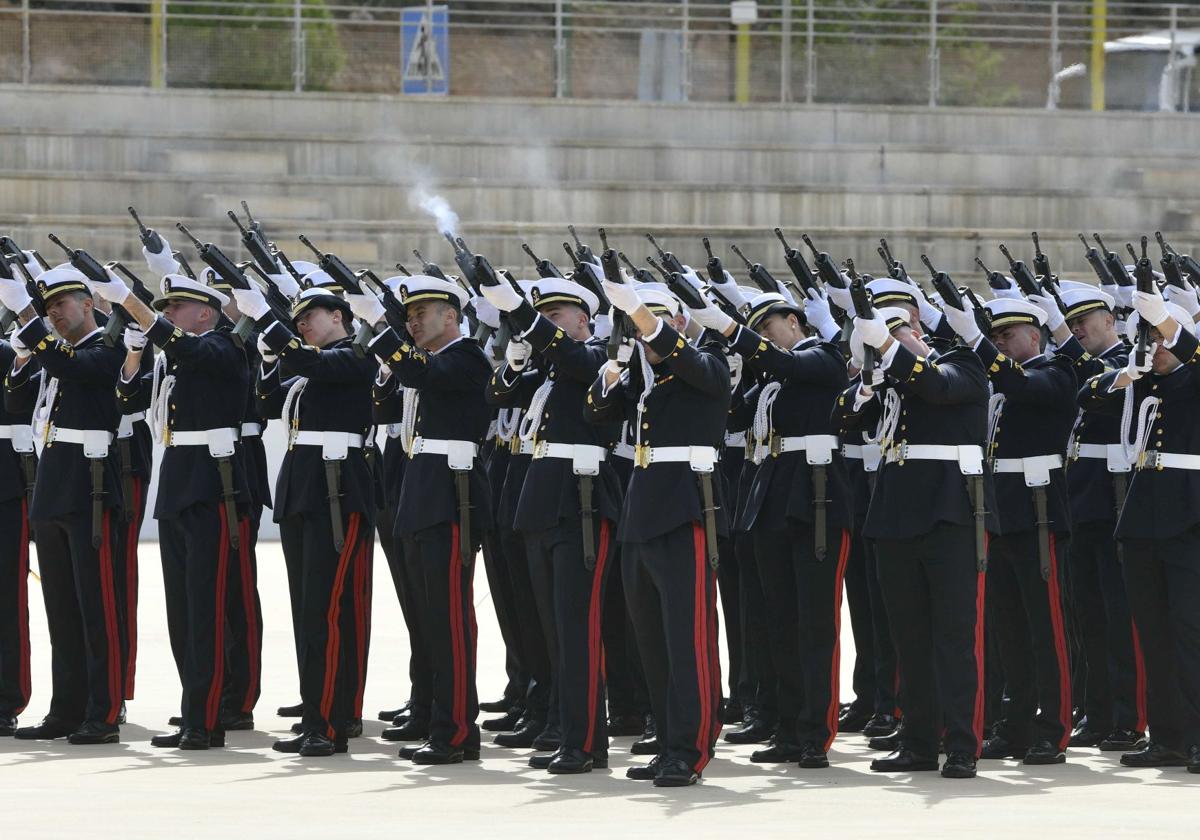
[256,332,277,365]
[479,281,523,313]
[803,289,840,343]
[346,291,386,325]
[1027,293,1065,331]
[849,327,866,370]
[826,283,853,313]
[706,268,748,310]
[1106,279,1134,310]
[687,302,734,335]
[613,341,633,367]
[592,312,612,341]
[1164,285,1200,320]
[10,333,30,360]
[1133,289,1169,326]
[471,295,501,330]
[853,315,890,350]
[122,327,147,352]
[727,351,743,389]
[601,279,643,314]
[1124,344,1155,382]
[232,287,270,321]
[0,276,32,312]
[989,276,1022,300]
[90,270,130,305]
[505,338,531,371]
[942,298,982,345]
[142,238,179,279]
[268,270,300,301]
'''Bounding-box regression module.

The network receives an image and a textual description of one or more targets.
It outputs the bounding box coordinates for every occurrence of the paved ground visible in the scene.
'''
[3,541,1195,838]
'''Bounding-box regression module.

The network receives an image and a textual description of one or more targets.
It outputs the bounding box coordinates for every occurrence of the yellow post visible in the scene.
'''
[735,23,751,103]
[150,0,164,88]
[1090,0,1106,111]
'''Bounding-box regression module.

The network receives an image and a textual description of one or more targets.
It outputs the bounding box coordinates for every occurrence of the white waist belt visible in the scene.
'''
[634,444,718,473]
[511,438,534,456]
[991,454,1064,488]
[45,426,113,458]
[168,427,239,458]
[292,430,365,462]
[532,441,607,476]
[0,424,34,454]
[755,433,838,465]
[1138,451,1200,471]
[724,431,747,449]
[842,442,883,473]
[1072,442,1132,473]
[240,422,263,438]
[611,441,636,461]
[410,436,477,470]
[117,412,146,440]
[884,443,984,476]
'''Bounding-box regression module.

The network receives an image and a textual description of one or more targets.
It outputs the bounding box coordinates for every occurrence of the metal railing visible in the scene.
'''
[1,1,1198,109]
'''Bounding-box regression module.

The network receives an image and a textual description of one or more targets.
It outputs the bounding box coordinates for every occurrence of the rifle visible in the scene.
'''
[616,252,658,287]
[801,234,846,291]
[848,274,877,380]
[650,253,743,326]
[921,254,962,310]
[1094,234,1134,290]
[0,239,45,318]
[275,249,307,285]
[226,208,279,277]
[46,234,145,348]
[175,224,258,348]
[1031,231,1067,312]
[1131,236,1155,368]
[393,263,412,277]
[570,225,598,266]
[773,228,821,296]
[128,205,166,257]
[472,252,530,360]
[998,243,1041,297]
[878,237,915,288]
[1155,231,1190,291]
[1078,233,1115,286]
[521,243,566,280]
[1155,231,1200,289]
[973,256,1010,295]
[442,235,485,337]
[297,234,378,354]
[599,249,635,361]
[566,230,612,317]
[646,233,685,276]
[412,248,450,282]
[729,243,786,300]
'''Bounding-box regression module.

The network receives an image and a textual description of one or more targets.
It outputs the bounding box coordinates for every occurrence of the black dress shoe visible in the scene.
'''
[528,751,555,769]
[272,734,307,753]
[180,727,224,750]
[168,716,183,728]
[720,701,744,726]
[0,713,17,736]
[941,752,977,778]
[1068,724,1105,748]
[479,697,515,714]
[626,756,662,780]
[1100,729,1147,752]
[532,724,562,752]
[653,757,699,787]
[723,717,775,745]
[548,747,608,773]
[630,733,659,755]
[862,714,899,739]
[797,743,829,769]
[980,734,1028,760]
[608,713,644,737]
[868,730,903,752]
[494,719,545,748]
[291,722,305,735]
[870,749,939,773]
[1023,740,1066,765]
[276,702,303,718]
[381,718,430,742]
[67,720,120,745]
[412,741,480,764]
[151,730,183,748]
[15,716,78,740]
[342,719,362,738]
[1188,745,1199,774]
[481,708,523,732]
[751,741,805,763]
[1120,741,1189,767]
[398,741,427,760]
[378,702,412,722]
[220,711,254,731]
[838,705,872,733]
[299,732,348,756]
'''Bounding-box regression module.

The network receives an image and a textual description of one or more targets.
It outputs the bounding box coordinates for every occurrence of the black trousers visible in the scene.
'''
[846,527,899,717]
[601,544,649,720]
[987,529,1073,751]
[525,516,613,755]
[34,508,125,726]
[379,501,432,718]
[863,532,899,717]
[402,521,481,750]
[1070,522,1146,734]
[502,526,552,723]
[159,502,241,731]
[116,475,149,701]
[716,533,743,706]
[1121,529,1200,752]
[623,521,721,773]
[480,526,528,704]
[280,510,373,739]
[753,525,850,751]
[736,530,776,719]
[223,508,263,717]
[0,497,31,716]
[875,522,985,758]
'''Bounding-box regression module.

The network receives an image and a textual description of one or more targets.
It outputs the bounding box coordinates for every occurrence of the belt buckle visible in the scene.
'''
[1070,439,1081,461]
[895,441,907,465]
[768,432,781,458]
[634,444,650,469]
[533,439,547,459]
[1137,450,1159,471]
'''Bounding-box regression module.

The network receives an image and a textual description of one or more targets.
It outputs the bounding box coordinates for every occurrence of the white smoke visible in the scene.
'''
[409,184,460,239]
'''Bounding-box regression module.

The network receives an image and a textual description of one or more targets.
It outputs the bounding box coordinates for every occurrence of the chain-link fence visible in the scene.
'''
[1,1,1199,109]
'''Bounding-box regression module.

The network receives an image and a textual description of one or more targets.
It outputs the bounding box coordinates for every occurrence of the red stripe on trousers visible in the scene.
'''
[823,530,852,752]
[206,507,231,730]
[972,570,987,755]
[237,517,260,713]
[352,539,368,719]
[691,523,713,771]
[1130,621,1148,734]
[448,521,468,746]
[17,499,31,713]
[582,519,611,754]
[319,513,360,739]
[97,511,122,724]
[1045,533,1073,751]
[124,477,142,700]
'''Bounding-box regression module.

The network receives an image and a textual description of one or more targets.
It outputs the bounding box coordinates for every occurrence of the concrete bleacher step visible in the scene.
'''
[160,149,289,177]
[197,193,331,221]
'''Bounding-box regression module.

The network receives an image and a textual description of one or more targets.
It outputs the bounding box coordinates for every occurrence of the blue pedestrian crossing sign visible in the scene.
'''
[402,5,450,95]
